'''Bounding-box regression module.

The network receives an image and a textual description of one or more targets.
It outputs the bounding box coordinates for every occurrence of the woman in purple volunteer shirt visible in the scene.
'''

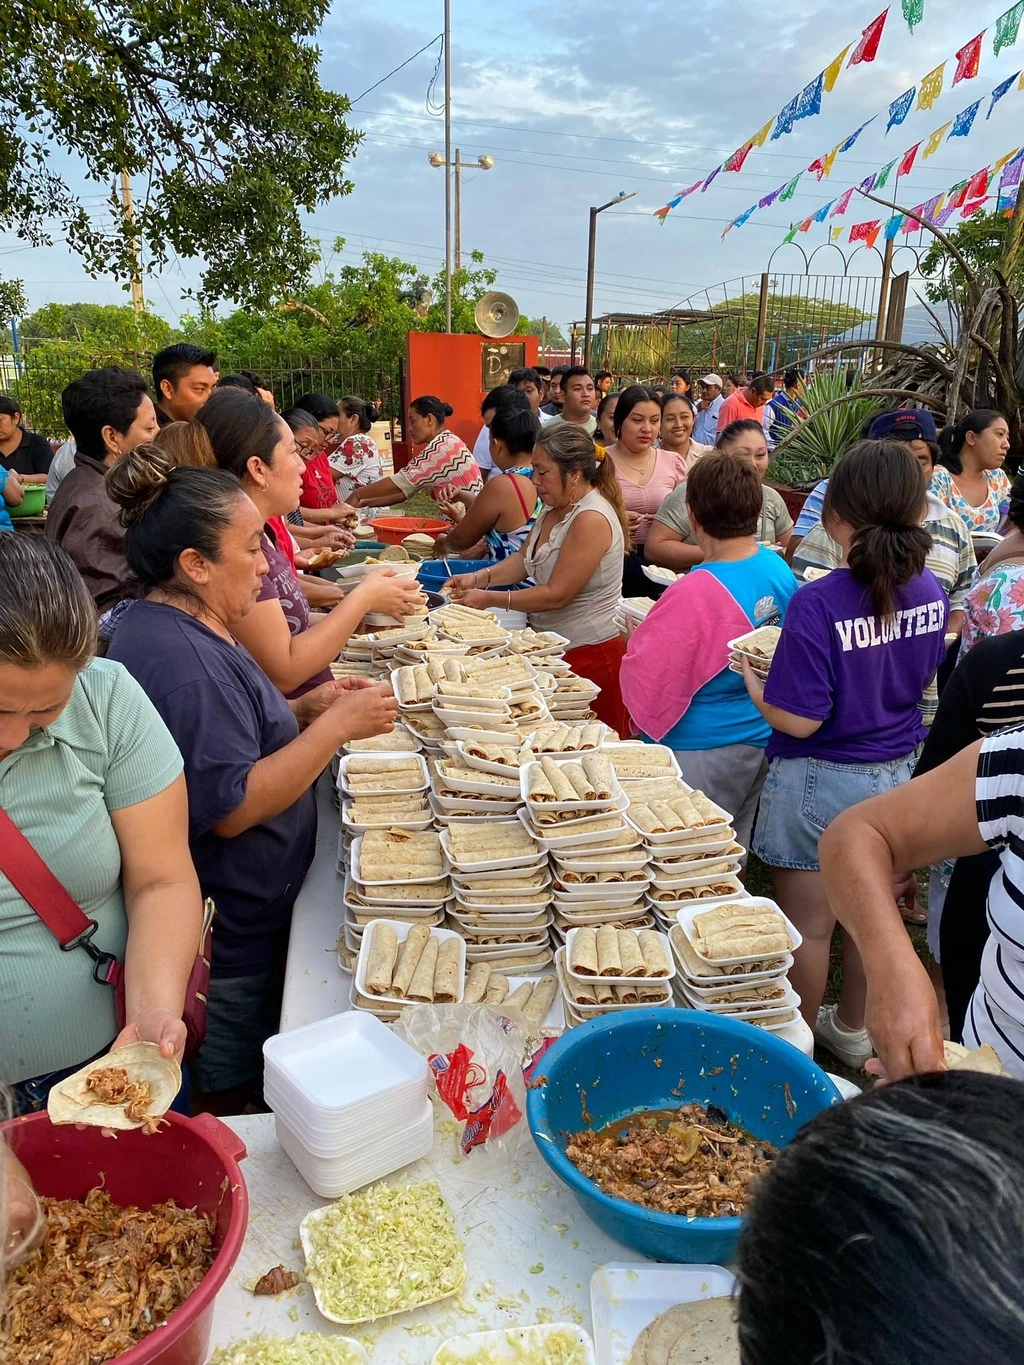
[741,441,948,1069]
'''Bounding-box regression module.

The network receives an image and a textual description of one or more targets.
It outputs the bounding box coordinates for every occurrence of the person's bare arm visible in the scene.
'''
[3,468,24,506]
[434,478,515,554]
[232,570,423,694]
[301,502,356,525]
[110,775,204,1064]
[450,511,611,614]
[776,527,792,550]
[645,519,704,571]
[349,476,406,507]
[820,742,989,1079]
[784,533,804,564]
[298,575,346,609]
[212,684,399,837]
[18,472,47,485]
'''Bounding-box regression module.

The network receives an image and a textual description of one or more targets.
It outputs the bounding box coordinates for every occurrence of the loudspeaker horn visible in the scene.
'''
[475,291,520,338]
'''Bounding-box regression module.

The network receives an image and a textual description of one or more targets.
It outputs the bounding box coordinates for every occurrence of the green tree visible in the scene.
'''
[2,0,359,307]
[20,303,174,353]
[522,317,569,349]
[0,277,27,326]
[920,210,1024,303]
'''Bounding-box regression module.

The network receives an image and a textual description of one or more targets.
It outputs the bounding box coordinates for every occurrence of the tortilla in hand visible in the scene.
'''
[48,1042,182,1133]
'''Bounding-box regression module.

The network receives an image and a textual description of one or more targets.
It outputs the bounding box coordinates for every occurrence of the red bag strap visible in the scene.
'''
[0,806,99,950]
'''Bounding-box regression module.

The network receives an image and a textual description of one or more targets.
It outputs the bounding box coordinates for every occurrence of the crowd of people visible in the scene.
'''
[3,341,1024,1117]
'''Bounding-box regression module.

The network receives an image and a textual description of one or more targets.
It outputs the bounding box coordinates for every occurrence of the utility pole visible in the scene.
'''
[443,0,452,333]
[454,149,462,273]
[119,170,145,317]
[583,191,637,371]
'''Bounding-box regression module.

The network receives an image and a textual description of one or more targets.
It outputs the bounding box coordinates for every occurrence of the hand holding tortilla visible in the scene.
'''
[47,1042,182,1133]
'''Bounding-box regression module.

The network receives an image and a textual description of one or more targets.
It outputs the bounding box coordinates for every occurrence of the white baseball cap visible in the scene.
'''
[701,373,723,387]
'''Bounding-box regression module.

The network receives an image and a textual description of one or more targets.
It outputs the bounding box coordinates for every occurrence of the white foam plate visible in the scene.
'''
[337,752,429,796]
[262,1009,426,1113]
[453,739,532,777]
[494,975,564,1034]
[674,977,802,1020]
[650,869,745,895]
[343,871,450,911]
[349,834,446,887]
[354,919,466,1007]
[439,824,544,872]
[555,948,673,1013]
[563,927,675,985]
[553,878,652,902]
[341,802,433,835]
[432,1325,594,1365]
[519,806,634,850]
[432,684,515,710]
[642,563,679,586]
[435,764,523,798]
[675,895,803,967]
[649,832,740,861]
[590,1262,736,1365]
[553,848,649,874]
[726,626,781,659]
[449,905,552,929]
[603,741,683,781]
[520,757,625,813]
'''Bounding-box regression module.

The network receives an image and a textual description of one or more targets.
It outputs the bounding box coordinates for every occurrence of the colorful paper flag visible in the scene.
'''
[966,166,991,198]
[725,142,754,172]
[751,119,775,148]
[779,174,802,202]
[954,32,985,83]
[1000,149,1024,187]
[946,179,970,208]
[838,118,876,153]
[653,206,671,221]
[831,225,845,242]
[994,1,1024,56]
[783,224,800,244]
[808,148,839,180]
[824,45,852,91]
[759,185,784,209]
[898,142,922,176]
[917,62,946,110]
[998,192,1018,213]
[949,100,982,137]
[701,165,721,192]
[797,73,824,119]
[933,200,959,227]
[915,192,944,223]
[923,121,952,157]
[831,188,856,216]
[902,0,924,31]
[988,71,1020,117]
[963,198,989,217]
[848,9,889,65]
[813,200,836,222]
[884,214,906,238]
[773,93,801,140]
[888,88,916,131]
[994,147,1021,174]
[678,180,703,200]
[850,219,882,245]
[732,205,756,229]
[860,171,879,193]
[797,216,814,233]
[875,158,898,189]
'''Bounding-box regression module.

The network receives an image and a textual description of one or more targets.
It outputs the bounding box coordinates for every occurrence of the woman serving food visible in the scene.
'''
[445,422,632,735]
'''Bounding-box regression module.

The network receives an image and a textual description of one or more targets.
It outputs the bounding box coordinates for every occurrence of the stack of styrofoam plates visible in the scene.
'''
[264,1012,432,1198]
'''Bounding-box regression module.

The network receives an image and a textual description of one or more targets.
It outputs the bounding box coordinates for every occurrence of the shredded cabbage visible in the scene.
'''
[435,1327,589,1365]
[303,1180,466,1322]
[208,1333,364,1364]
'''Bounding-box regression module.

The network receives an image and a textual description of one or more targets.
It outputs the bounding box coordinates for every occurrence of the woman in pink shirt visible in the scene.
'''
[606,385,686,594]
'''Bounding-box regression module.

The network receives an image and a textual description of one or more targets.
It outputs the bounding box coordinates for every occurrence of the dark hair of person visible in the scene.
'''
[822,439,931,619]
[0,534,97,669]
[750,372,775,398]
[195,387,284,480]
[238,369,269,393]
[60,366,150,461]
[216,372,258,396]
[670,369,691,384]
[561,365,593,389]
[106,444,248,593]
[661,391,695,416]
[1007,470,1024,533]
[596,392,619,424]
[489,405,541,459]
[727,372,746,388]
[613,383,660,438]
[534,422,631,548]
[480,384,529,419]
[534,364,552,380]
[409,395,454,424]
[153,420,217,469]
[152,343,217,395]
[340,395,379,431]
[509,367,541,389]
[0,394,24,421]
[281,406,320,435]
[783,368,805,389]
[292,392,339,424]
[938,409,1006,474]
[548,364,571,382]
[685,449,762,539]
[594,370,613,384]
[737,1071,1024,1365]
[717,418,767,449]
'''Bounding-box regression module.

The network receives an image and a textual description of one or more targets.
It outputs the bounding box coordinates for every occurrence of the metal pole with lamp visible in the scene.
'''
[443,0,452,333]
[429,150,495,274]
[583,190,637,372]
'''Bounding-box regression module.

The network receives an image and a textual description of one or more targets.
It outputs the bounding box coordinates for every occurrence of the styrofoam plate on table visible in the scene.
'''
[519,807,633,850]
[450,861,551,888]
[458,927,550,950]
[341,802,433,835]
[354,919,466,1007]
[464,936,552,960]
[650,869,746,895]
[432,685,515,710]
[553,845,648,872]
[602,741,683,781]
[552,894,649,916]
[649,832,741,861]
[349,835,446,887]
[439,825,544,872]
[433,704,513,730]
[553,903,650,927]
[563,927,675,986]
[435,764,522,798]
[519,757,625,812]
[646,886,752,915]
[525,792,630,830]
[453,740,532,777]
[429,790,520,815]
[445,724,537,748]
[675,895,803,967]
[262,1009,426,1112]
[668,924,794,986]
[448,905,552,930]
[625,805,733,845]
[493,975,564,1034]
[553,878,652,902]
[343,871,450,911]
[675,977,802,1019]
[432,1325,594,1365]
[555,948,673,1012]
[589,1261,737,1365]
[337,752,429,796]
[678,967,793,1004]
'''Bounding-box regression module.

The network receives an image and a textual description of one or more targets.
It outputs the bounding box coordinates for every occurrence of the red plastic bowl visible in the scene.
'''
[369,516,449,545]
[3,1110,249,1365]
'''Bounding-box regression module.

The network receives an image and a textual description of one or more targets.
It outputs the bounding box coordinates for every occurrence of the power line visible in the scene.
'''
[350,34,443,107]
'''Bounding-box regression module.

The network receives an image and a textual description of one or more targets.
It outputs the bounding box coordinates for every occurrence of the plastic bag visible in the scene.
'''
[391,1004,531,1168]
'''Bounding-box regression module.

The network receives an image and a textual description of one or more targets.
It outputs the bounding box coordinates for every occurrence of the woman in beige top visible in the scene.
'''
[446,423,631,735]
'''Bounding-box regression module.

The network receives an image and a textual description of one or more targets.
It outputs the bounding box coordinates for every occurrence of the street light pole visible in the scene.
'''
[443,0,452,333]
[583,190,637,372]
[454,149,462,273]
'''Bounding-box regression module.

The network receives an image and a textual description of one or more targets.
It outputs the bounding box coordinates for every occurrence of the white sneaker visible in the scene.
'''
[815,1004,874,1069]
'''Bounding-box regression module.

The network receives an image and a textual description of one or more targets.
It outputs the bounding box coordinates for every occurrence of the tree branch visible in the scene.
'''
[275,298,330,326]
[796,336,953,379]
[855,187,980,296]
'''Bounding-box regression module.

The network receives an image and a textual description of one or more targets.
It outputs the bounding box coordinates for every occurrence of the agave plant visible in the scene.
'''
[766,370,880,488]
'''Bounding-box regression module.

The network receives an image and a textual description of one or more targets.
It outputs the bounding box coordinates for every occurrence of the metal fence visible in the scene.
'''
[2,349,404,440]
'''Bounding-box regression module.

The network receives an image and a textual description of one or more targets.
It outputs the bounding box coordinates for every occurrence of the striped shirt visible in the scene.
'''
[391,429,482,503]
[791,494,976,723]
[966,726,1024,1076]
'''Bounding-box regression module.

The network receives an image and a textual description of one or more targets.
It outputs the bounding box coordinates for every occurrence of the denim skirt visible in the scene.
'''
[752,750,918,872]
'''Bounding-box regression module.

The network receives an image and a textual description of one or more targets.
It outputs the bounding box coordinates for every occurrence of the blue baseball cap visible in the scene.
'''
[868,408,937,443]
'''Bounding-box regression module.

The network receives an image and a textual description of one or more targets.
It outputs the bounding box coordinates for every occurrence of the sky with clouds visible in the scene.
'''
[5,0,1024,328]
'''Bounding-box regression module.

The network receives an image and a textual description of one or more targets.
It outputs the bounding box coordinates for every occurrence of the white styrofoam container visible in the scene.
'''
[440,830,544,874]
[563,928,675,986]
[262,1011,426,1113]
[349,834,446,887]
[354,919,466,1006]
[649,869,745,895]
[676,895,803,967]
[434,764,523,798]
[667,924,793,986]
[589,1262,735,1365]
[432,1325,594,1365]
[337,752,429,796]
[282,1102,433,1199]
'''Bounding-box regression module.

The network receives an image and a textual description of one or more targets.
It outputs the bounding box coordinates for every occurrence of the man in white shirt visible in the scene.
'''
[692,373,725,446]
[46,439,77,501]
[545,367,597,436]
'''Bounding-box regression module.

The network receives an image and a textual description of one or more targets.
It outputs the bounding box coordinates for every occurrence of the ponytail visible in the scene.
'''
[823,439,931,619]
[595,453,633,550]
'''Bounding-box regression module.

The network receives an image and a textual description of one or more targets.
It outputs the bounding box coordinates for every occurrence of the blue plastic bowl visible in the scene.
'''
[527,1009,841,1263]
[416,558,492,590]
